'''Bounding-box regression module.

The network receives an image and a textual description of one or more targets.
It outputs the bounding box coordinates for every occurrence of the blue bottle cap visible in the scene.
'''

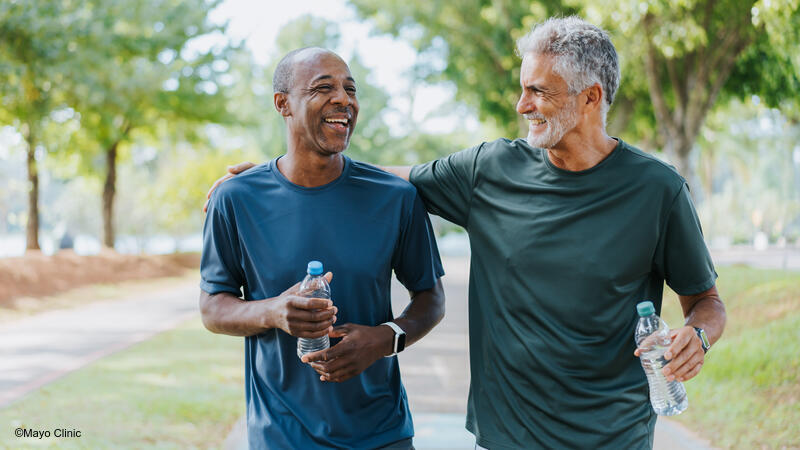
[307,261,323,275]
[636,301,655,317]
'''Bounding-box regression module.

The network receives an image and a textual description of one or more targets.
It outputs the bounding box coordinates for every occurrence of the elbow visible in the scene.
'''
[199,291,223,334]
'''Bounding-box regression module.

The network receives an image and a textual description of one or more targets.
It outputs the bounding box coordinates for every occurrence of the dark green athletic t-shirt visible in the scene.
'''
[410,138,717,449]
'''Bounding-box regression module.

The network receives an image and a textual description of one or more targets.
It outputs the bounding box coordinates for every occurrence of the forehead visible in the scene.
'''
[292,51,353,86]
[519,52,565,86]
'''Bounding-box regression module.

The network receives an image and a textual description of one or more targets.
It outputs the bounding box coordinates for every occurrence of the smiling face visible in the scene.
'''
[516,53,581,149]
[279,50,359,156]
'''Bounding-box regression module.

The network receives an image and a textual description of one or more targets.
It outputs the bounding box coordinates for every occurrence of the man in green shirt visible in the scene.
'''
[207,16,725,450]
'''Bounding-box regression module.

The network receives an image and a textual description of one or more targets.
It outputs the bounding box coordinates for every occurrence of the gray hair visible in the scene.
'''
[516,17,620,120]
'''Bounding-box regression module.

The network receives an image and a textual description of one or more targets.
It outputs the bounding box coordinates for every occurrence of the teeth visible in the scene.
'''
[530,118,546,125]
[325,118,348,124]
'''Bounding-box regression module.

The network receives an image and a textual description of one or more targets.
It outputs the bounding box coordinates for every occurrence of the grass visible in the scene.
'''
[0,318,245,449]
[660,265,800,449]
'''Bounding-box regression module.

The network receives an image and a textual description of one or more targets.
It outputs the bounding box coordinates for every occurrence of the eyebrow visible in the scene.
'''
[523,83,547,92]
[311,75,356,83]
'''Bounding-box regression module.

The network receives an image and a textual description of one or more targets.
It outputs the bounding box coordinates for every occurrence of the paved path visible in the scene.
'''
[0,280,199,408]
[710,246,800,270]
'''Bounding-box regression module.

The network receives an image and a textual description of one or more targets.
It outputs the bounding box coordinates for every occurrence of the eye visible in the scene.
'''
[345,86,357,95]
[316,85,333,92]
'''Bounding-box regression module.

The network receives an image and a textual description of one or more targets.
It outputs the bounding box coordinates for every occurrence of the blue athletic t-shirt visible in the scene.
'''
[200,155,444,449]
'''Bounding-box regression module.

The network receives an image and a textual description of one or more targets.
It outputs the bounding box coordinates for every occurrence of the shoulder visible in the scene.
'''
[616,140,686,194]
[210,163,272,208]
[348,159,419,197]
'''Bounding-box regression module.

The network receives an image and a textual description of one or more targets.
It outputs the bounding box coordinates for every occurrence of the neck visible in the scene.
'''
[277,150,344,187]
[546,128,618,172]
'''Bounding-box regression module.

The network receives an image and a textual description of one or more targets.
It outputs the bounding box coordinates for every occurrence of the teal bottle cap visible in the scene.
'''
[307,261,323,275]
[637,301,655,317]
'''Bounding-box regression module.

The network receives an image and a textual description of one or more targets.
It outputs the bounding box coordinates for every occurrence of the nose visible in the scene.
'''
[516,92,533,115]
[331,85,350,105]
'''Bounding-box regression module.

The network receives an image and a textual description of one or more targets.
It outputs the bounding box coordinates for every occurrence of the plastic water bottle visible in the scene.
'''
[634,301,688,416]
[296,261,331,359]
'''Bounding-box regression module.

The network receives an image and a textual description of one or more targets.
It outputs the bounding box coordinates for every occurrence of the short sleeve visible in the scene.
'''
[391,191,445,292]
[200,194,245,296]
[654,183,718,295]
[409,144,482,227]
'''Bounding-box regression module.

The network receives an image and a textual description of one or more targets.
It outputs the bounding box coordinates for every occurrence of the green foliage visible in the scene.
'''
[349,0,580,138]
[348,0,800,185]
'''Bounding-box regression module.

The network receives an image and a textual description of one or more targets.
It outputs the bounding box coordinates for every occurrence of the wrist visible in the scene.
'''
[375,323,395,357]
[380,321,407,357]
[258,298,279,331]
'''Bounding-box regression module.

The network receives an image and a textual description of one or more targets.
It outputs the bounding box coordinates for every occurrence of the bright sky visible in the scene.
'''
[208,0,480,135]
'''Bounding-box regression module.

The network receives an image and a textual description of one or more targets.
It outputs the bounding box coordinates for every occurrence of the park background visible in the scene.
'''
[1,0,798,448]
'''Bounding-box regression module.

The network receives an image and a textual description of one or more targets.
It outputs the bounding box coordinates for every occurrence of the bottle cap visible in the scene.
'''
[307,261,323,276]
[636,301,655,317]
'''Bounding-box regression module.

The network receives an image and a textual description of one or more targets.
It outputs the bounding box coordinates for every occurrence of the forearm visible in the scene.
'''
[681,287,726,346]
[392,279,446,349]
[199,290,271,337]
[378,165,413,181]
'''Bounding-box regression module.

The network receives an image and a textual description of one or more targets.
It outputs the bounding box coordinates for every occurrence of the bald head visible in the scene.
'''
[272,47,345,94]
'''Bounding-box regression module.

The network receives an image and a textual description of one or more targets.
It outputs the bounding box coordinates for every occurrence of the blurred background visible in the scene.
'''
[1,0,798,449]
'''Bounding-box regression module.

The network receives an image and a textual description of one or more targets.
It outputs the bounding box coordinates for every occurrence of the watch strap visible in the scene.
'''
[381,321,406,357]
[693,327,710,353]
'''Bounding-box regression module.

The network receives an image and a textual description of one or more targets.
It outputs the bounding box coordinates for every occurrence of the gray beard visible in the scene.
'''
[525,98,579,149]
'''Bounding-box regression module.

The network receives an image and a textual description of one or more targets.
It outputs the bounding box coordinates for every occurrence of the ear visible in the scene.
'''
[582,83,604,112]
[274,92,291,117]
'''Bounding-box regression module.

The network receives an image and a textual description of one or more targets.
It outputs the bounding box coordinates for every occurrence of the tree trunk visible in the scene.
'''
[102,141,119,249]
[24,122,40,251]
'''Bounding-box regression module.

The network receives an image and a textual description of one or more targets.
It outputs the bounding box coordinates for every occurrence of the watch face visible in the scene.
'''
[396,333,407,353]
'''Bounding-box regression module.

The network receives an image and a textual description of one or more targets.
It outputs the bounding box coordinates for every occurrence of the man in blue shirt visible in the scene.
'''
[200,47,445,449]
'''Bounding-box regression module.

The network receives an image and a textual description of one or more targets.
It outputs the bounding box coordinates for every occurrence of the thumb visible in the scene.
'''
[282,280,302,296]
[324,271,333,283]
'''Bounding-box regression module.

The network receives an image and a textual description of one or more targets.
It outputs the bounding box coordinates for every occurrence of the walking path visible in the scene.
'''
[0,280,199,408]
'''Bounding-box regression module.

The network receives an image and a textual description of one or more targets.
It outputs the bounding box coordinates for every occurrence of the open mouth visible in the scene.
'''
[529,118,546,126]
[323,117,350,132]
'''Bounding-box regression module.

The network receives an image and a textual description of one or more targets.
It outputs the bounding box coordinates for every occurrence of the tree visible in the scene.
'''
[0,0,94,250]
[589,0,800,186]
[348,0,800,189]
[67,0,235,248]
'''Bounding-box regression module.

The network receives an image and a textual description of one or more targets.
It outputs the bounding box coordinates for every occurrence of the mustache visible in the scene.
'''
[329,106,353,116]
[524,113,546,121]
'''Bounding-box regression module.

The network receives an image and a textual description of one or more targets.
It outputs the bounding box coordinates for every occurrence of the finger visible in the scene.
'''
[678,361,703,382]
[290,296,334,310]
[664,328,692,360]
[228,161,256,174]
[289,306,336,322]
[292,324,334,339]
[207,173,233,199]
[324,271,333,283]
[323,366,359,383]
[203,199,209,213]
[302,348,332,363]
[633,348,642,357]
[328,324,351,338]
[281,281,302,296]
[668,352,704,381]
